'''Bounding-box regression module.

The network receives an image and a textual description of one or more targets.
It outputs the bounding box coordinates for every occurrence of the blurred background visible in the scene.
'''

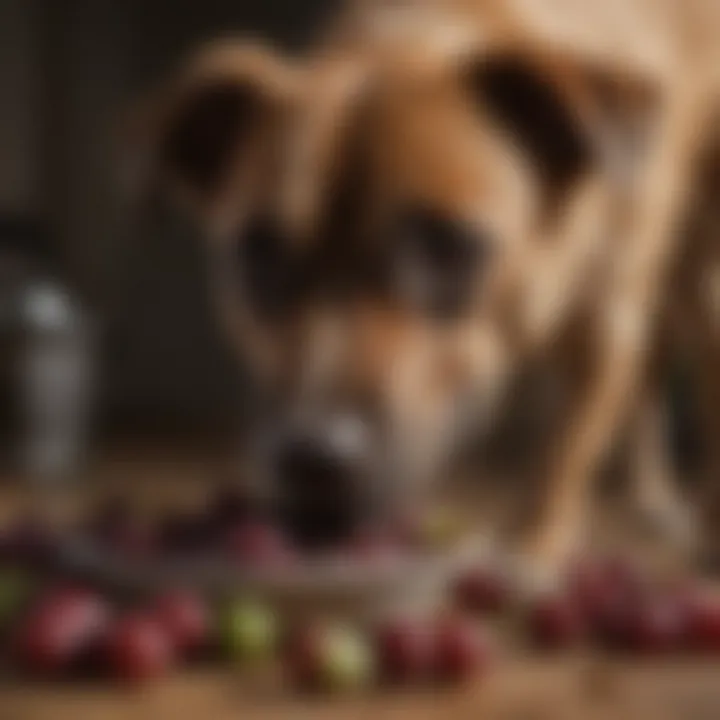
[0,5,719,720]
[0,0,341,477]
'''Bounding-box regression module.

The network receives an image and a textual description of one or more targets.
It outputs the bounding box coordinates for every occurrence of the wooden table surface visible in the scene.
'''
[0,445,718,720]
[4,658,720,720]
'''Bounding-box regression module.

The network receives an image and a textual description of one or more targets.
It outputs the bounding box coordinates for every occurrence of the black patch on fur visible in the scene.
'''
[162,81,258,195]
[470,56,592,196]
[321,99,375,250]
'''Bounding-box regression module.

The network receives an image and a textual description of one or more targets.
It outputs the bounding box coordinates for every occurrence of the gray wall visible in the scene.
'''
[1,0,337,433]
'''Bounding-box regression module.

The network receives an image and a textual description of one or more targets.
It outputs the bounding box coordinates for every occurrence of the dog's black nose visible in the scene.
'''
[275,424,371,548]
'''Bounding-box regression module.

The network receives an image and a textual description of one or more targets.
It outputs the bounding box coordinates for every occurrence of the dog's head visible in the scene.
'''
[132,11,652,544]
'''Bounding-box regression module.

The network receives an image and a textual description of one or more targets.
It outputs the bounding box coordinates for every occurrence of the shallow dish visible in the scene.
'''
[56,533,489,621]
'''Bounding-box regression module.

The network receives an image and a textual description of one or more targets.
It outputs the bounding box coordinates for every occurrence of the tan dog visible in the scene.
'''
[130,0,720,579]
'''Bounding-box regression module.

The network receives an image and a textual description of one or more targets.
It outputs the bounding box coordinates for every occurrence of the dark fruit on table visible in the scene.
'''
[686,593,720,652]
[224,521,291,567]
[0,515,58,569]
[597,558,647,604]
[285,622,374,693]
[588,592,636,650]
[528,593,586,650]
[568,560,610,616]
[433,617,490,684]
[15,587,112,676]
[454,565,510,614]
[104,613,174,683]
[284,624,324,691]
[151,591,209,657]
[85,497,153,557]
[85,499,156,558]
[569,558,646,649]
[570,557,646,608]
[375,618,435,684]
[627,593,689,655]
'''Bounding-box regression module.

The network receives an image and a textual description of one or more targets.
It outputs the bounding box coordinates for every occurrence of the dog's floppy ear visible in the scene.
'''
[468,54,593,195]
[466,50,665,216]
[128,41,299,207]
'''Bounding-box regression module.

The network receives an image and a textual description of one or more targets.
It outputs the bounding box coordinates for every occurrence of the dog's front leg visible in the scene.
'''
[515,302,651,586]
[515,89,713,588]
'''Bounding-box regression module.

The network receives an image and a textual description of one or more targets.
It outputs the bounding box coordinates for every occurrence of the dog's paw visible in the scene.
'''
[498,545,571,604]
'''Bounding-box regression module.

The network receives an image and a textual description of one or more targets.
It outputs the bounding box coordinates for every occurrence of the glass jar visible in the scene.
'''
[0,217,96,484]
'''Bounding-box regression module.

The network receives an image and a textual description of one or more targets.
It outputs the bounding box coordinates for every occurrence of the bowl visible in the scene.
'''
[55,533,489,622]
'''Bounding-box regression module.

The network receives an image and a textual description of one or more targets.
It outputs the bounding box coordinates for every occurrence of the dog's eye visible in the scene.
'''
[393,208,491,320]
[238,216,303,320]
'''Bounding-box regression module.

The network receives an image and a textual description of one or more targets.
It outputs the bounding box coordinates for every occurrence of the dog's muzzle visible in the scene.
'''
[272,414,379,548]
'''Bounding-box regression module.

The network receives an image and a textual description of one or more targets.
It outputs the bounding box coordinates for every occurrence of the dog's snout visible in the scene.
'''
[278,434,352,493]
[274,418,373,547]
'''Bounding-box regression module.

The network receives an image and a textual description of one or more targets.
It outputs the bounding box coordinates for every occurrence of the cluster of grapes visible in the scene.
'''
[0,492,488,691]
[0,487,718,694]
[456,557,720,656]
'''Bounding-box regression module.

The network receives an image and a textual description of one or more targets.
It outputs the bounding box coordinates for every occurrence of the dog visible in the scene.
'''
[128,0,720,583]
